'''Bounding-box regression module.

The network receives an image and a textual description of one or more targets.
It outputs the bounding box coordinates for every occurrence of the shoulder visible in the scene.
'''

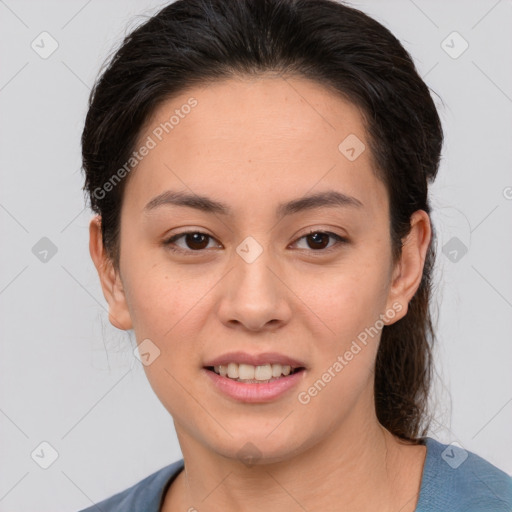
[416,437,512,512]
[77,459,184,512]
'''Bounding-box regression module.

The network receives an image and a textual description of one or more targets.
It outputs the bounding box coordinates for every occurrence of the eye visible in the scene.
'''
[163,231,221,253]
[163,229,348,255]
[292,230,347,251]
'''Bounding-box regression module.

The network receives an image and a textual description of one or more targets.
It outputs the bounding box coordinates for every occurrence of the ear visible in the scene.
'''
[89,215,133,330]
[384,210,431,323]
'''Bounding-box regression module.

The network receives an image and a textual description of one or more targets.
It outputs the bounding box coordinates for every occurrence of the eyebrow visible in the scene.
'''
[143,189,363,217]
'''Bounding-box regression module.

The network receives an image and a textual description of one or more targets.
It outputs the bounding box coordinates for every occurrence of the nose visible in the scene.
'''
[216,247,293,332]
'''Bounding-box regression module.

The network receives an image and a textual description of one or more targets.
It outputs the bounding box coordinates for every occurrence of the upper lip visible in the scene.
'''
[203,351,307,369]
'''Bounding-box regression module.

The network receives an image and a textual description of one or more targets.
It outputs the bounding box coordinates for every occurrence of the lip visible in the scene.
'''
[203,351,307,369]
[202,367,306,403]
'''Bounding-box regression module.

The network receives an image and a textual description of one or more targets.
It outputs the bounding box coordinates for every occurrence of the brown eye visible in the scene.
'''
[183,233,210,250]
[306,232,330,249]
[164,231,219,252]
[294,231,347,251]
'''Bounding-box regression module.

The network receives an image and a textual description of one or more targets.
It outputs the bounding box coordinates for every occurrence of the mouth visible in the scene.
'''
[204,363,306,384]
[202,352,307,402]
[202,362,306,402]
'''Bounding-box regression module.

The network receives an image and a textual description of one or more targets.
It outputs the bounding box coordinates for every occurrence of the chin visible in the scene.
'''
[206,426,311,466]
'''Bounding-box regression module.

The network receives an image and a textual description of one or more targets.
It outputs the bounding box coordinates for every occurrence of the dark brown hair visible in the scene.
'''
[82,0,443,440]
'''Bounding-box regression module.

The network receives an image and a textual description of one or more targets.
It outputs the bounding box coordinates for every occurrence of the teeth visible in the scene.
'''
[212,363,298,380]
[272,364,282,377]
[227,363,239,379]
[238,364,255,380]
[254,364,272,380]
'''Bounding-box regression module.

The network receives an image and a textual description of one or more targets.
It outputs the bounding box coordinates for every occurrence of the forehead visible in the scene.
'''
[124,76,387,218]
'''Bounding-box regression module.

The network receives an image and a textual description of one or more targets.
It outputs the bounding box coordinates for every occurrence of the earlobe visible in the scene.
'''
[88,216,133,331]
[385,210,431,323]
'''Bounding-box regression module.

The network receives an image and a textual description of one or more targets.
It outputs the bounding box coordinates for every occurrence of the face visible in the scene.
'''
[91,76,428,464]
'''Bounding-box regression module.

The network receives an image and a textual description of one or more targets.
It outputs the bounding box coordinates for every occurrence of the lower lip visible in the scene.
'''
[203,368,306,403]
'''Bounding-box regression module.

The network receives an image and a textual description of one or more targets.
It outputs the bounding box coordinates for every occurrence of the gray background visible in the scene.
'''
[0,0,511,510]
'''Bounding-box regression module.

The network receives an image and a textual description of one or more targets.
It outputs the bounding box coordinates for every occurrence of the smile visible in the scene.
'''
[208,362,303,383]
[203,365,306,403]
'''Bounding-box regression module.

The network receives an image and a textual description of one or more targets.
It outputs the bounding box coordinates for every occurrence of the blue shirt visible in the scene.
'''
[78,437,512,511]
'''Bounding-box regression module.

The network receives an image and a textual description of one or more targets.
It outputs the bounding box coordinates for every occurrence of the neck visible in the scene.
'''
[164,405,425,512]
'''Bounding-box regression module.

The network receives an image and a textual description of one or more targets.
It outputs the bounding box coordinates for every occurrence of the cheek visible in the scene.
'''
[292,254,392,408]
[293,267,386,425]
[296,257,391,342]
[122,260,215,339]
[125,268,213,419]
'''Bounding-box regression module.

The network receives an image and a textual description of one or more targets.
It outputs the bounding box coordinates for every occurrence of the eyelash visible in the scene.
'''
[162,230,348,255]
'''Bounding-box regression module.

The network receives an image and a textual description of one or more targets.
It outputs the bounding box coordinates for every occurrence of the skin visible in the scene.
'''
[90,76,431,511]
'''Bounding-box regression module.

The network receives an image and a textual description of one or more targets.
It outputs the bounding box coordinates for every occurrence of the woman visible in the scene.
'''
[80,0,512,510]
